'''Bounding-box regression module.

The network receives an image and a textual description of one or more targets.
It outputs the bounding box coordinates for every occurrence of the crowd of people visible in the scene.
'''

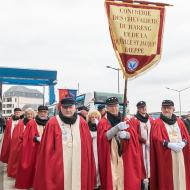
[0,96,190,190]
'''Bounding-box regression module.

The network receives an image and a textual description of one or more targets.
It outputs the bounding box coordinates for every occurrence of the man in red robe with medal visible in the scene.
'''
[130,101,154,190]
[33,97,95,190]
[0,108,22,163]
[15,105,49,189]
[150,100,190,190]
[97,97,141,190]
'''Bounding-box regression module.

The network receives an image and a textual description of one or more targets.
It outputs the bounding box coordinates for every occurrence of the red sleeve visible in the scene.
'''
[150,119,174,190]
[177,119,190,190]
[150,122,159,190]
[130,117,146,144]
[177,119,190,141]
[0,119,12,163]
[123,119,141,189]
[15,120,39,189]
[80,117,96,190]
[97,118,113,190]
[149,116,155,126]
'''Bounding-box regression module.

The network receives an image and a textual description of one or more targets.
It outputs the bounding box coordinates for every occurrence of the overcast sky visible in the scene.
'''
[0,0,189,113]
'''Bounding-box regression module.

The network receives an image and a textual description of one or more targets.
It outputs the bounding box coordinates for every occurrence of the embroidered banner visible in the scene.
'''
[105,1,165,79]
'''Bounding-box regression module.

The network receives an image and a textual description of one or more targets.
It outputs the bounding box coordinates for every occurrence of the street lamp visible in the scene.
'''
[166,86,190,116]
[43,86,45,106]
[106,66,121,94]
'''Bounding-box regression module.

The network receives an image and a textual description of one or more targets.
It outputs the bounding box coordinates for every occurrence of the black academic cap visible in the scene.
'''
[38,105,48,111]
[162,100,174,107]
[106,97,119,105]
[14,108,21,112]
[60,97,76,107]
[97,104,105,111]
[77,105,89,112]
[136,101,146,108]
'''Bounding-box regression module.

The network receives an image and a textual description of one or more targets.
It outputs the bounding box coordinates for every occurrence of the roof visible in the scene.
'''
[3,86,43,99]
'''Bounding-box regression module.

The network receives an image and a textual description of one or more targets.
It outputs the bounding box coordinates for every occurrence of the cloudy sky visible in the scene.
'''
[0,0,189,113]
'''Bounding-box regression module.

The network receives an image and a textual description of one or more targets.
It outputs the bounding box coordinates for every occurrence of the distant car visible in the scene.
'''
[149,112,161,119]
[76,91,129,113]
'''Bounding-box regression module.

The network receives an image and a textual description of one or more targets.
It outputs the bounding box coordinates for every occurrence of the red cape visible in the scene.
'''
[0,118,13,163]
[33,116,95,190]
[130,116,154,179]
[7,119,24,178]
[97,117,141,190]
[150,118,190,190]
[15,119,41,189]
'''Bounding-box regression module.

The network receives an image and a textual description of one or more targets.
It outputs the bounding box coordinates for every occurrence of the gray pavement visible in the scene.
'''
[0,134,16,190]
[0,162,16,190]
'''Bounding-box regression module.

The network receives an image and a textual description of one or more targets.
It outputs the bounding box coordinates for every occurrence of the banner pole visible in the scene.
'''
[122,79,128,120]
[122,0,132,121]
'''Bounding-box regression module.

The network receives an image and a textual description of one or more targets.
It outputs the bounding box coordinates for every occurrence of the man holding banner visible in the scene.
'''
[97,97,141,190]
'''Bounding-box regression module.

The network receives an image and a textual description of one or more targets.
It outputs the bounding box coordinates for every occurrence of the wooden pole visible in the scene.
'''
[121,0,132,122]
[122,79,128,120]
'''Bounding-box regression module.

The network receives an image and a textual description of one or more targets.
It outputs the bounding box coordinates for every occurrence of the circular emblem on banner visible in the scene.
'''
[127,58,139,72]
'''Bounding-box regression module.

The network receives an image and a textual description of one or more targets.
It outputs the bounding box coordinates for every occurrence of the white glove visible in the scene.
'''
[116,122,129,131]
[91,131,97,139]
[36,136,41,142]
[117,131,130,140]
[178,141,186,149]
[94,119,99,125]
[106,122,129,141]
[143,178,149,190]
[167,142,183,152]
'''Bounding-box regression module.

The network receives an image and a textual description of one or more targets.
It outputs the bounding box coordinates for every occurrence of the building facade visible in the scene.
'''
[2,86,43,117]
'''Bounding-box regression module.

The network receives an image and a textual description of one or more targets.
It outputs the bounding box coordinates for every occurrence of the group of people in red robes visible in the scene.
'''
[1,96,190,190]
[0,105,49,189]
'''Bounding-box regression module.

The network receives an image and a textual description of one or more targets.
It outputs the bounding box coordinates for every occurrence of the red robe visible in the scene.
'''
[7,119,24,178]
[150,118,190,190]
[97,117,141,190]
[15,119,43,189]
[33,116,95,190]
[130,116,154,179]
[0,118,13,163]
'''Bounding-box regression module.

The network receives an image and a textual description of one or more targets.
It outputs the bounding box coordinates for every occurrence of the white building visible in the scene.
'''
[2,86,43,117]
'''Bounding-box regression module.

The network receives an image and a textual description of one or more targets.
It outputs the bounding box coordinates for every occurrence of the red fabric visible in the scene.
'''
[130,116,154,179]
[33,116,95,190]
[97,117,141,190]
[7,119,24,178]
[0,118,12,163]
[58,89,69,101]
[15,119,41,189]
[150,118,190,190]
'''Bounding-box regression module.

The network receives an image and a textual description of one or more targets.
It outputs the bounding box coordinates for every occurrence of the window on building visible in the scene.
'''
[7,104,12,108]
[7,98,12,102]
[15,98,17,102]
